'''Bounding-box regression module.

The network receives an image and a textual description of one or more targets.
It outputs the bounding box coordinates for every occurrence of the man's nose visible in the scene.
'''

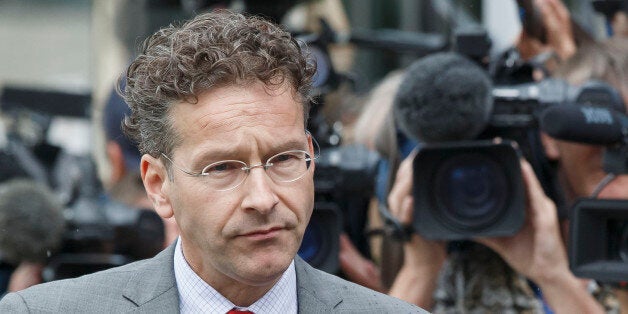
[240,166,279,214]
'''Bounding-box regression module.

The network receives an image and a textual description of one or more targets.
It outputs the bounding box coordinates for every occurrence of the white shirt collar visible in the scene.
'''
[174,237,298,314]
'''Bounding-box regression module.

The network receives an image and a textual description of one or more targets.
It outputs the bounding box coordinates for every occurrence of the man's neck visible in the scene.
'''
[205,274,282,307]
[180,240,285,307]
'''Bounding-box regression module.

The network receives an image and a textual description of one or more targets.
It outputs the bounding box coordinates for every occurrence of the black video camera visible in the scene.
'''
[570,198,628,283]
[294,22,383,274]
[534,79,628,283]
[43,198,164,282]
[42,122,164,282]
[411,77,623,240]
[548,104,628,283]
[298,143,379,273]
[0,86,165,281]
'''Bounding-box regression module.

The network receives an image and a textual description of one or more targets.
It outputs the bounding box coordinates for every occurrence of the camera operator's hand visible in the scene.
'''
[475,159,603,314]
[8,262,43,292]
[517,0,576,76]
[616,289,628,313]
[536,0,576,60]
[338,232,384,292]
[387,151,446,309]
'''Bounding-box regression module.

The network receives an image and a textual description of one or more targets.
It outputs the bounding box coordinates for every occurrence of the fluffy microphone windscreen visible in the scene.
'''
[0,179,65,264]
[393,52,493,143]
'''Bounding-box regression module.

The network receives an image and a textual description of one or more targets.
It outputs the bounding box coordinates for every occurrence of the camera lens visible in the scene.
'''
[433,153,508,231]
[298,219,323,263]
[297,205,340,273]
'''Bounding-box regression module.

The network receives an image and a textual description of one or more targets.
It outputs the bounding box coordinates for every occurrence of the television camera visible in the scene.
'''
[540,102,628,283]
[405,56,626,240]
[0,86,164,282]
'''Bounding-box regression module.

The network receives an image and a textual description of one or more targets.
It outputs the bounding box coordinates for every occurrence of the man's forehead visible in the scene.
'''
[168,82,306,153]
[191,82,303,114]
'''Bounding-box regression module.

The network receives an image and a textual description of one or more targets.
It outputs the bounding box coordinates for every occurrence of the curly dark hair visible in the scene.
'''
[122,11,316,158]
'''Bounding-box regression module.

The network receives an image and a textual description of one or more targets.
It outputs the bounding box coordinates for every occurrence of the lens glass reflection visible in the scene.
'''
[434,154,508,230]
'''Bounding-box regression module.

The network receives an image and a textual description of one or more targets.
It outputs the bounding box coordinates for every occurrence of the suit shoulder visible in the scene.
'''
[0,257,158,312]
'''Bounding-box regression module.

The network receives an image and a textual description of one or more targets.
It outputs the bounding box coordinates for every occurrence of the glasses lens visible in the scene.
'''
[201,160,247,190]
[268,150,311,182]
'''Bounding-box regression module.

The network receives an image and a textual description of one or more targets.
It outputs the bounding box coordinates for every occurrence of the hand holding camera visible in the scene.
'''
[387,151,446,309]
[390,153,604,312]
[474,159,563,285]
[518,0,576,61]
[476,159,604,313]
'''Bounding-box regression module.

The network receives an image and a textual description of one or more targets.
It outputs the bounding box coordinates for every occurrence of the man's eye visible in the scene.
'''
[202,161,241,174]
[274,153,297,162]
[272,152,305,164]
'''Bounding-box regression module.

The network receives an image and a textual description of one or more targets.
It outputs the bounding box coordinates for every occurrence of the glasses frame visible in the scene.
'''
[160,133,319,191]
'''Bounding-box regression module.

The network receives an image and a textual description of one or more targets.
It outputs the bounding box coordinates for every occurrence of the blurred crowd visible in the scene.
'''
[347,1,628,313]
[1,0,628,313]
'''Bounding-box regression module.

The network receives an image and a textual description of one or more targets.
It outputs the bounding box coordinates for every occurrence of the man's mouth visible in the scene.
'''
[240,226,285,240]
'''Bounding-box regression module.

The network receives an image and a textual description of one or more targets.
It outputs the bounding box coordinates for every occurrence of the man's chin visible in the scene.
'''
[236,253,294,285]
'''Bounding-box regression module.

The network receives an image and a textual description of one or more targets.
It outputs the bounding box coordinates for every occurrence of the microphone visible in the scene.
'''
[540,105,628,145]
[393,52,493,143]
[0,179,66,264]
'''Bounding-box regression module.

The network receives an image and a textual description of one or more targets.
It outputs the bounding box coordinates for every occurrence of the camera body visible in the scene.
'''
[570,198,628,283]
[43,199,164,282]
[298,144,379,273]
[0,86,164,281]
[409,77,621,240]
[412,140,525,240]
[407,80,557,240]
[298,201,341,273]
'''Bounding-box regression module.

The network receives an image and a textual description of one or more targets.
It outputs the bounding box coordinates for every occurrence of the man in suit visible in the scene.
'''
[0,11,425,313]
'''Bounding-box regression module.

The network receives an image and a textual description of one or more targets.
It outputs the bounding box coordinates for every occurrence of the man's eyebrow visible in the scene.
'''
[270,139,309,154]
[190,148,241,169]
[191,138,309,167]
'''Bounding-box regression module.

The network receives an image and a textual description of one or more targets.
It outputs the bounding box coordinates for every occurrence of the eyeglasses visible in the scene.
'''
[161,149,315,191]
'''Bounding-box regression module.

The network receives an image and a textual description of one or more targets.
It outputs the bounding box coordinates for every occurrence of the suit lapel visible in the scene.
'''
[123,243,180,312]
[295,256,343,312]
[120,247,339,312]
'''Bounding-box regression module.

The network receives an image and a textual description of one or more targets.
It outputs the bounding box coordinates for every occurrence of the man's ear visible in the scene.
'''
[141,154,174,219]
[106,141,125,184]
[540,132,561,161]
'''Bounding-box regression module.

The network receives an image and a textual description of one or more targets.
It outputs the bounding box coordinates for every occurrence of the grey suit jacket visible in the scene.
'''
[0,244,427,313]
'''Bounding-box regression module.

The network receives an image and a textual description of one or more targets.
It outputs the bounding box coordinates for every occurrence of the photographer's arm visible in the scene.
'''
[476,160,603,314]
[338,233,384,292]
[617,289,628,314]
[537,0,576,60]
[386,153,446,309]
[8,262,43,292]
[516,0,576,73]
